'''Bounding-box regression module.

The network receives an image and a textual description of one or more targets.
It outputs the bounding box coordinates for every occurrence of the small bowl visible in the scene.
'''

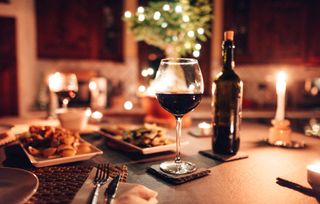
[56,108,90,131]
[307,163,320,193]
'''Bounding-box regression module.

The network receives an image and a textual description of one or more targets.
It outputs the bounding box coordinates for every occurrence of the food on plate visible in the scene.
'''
[19,125,92,158]
[102,123,172,148]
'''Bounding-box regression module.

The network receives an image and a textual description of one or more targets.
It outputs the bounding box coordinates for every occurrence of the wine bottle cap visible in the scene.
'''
[224,31,234,41]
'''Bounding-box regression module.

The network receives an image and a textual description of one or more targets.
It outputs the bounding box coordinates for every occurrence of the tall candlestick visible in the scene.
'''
[275,71,286,121]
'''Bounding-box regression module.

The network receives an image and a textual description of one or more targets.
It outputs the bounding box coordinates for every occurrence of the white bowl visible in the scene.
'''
[56,108,90,131]
[307,163,320,193]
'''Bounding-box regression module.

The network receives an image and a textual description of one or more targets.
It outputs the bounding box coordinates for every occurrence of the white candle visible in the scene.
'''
[275,71,286,121]
[198,122,212,136]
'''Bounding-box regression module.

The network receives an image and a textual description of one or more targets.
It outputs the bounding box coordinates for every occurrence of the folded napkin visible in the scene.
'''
[72,167,158,204]
[146,165,211,185]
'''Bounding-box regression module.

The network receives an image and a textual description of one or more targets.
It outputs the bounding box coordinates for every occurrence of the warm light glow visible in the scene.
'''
[138,85,146,93]
[48,72,63,92]
[123,101,133,110]
[153,11,161,20]
[187,31,195,38]
[124,11,132,18]
[184,42,191,49]
[182,15,190,22]
[193,50,200,58]
[188,84,196,90]
[198,122,212,135]
[197,28,205,35]
[175,5,182,13]
[138,14,145,21]
[91,111,103,120]
[198,122,211,129]
[147,67,155,76]
[85,108,92,117]
[195,43,201,50]
[137,6,144,13]
[163,4,170,11]
[172,36,178,41]
[161,22,168,28]
[307,162,320,174]
[89,81,97,90]
[141,69,149,77]
[276,71,287,94]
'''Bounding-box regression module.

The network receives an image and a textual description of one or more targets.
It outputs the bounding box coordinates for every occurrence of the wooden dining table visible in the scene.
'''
[0,115,319,203]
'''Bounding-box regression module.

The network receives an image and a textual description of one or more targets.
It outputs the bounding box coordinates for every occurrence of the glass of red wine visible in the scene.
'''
[154,58,204,175]
[49,72,78,109]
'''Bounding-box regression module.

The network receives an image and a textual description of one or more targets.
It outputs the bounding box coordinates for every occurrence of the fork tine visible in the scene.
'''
[94,164,100,182]
[95,164,102,182]
[106,163,110,180]
[102,163,106,180]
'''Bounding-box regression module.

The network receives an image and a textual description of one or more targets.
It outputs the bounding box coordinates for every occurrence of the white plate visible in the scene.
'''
[20,139,103,168]
[99,131,188,155]
[0,167,39,204]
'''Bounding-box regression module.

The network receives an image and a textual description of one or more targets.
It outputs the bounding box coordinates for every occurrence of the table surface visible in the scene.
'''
[0,117,319,204]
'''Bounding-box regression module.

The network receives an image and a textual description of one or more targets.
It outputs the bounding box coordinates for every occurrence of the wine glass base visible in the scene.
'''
[160,161,197,175]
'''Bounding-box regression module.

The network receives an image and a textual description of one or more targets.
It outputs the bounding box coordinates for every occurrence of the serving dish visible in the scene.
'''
[99,126,187,155]
[20,138,103,167]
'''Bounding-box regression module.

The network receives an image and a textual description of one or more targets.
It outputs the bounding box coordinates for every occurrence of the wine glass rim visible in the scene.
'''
[161,58,198,65]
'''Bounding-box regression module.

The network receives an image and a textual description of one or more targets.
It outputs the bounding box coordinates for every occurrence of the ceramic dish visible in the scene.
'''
[99,131,188,155]
[0,167,39,203]
[20,139,103,167]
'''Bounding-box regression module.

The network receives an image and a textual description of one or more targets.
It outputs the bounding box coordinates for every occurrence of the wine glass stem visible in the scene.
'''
[175,116,182,164]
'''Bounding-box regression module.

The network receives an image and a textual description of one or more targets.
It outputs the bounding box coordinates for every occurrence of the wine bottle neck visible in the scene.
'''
[222,40,235,71]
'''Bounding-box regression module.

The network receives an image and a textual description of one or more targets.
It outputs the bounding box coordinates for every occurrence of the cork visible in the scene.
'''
[224,31,234,41]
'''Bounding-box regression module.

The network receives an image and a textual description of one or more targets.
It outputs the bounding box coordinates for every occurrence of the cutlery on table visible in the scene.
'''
[91,163,110,204]
[104,174,121,204]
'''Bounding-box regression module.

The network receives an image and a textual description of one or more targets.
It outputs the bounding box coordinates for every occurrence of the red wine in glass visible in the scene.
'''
[154,58,204,175]
[156,93,202,117]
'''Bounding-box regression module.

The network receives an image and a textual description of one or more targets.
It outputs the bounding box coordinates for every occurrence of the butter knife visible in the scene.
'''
[104,175,121,204]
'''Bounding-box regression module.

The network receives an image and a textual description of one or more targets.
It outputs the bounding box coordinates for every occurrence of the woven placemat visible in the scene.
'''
[26,164,128,204]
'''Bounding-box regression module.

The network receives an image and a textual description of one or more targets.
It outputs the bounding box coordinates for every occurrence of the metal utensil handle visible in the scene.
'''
[91,183,101,204]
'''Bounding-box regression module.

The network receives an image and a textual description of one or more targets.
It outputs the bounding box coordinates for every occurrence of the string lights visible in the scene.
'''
[123,0,211,58]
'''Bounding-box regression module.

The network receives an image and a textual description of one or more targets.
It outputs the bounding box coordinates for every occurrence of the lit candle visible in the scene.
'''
[275,71,287,121]
[198,122,212,136]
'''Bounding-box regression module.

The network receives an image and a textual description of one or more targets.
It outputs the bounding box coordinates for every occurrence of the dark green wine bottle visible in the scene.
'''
[212,31,243,155]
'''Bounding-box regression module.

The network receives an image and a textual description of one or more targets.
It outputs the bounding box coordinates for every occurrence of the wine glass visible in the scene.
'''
[154,58,204,175]
[48,72,78,108]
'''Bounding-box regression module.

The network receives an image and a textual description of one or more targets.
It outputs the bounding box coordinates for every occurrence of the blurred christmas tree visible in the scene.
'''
[123,0,212,58]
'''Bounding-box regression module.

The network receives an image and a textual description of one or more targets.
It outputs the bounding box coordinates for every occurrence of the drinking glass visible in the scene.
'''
[154,58,204,174]
[48,72,78,108]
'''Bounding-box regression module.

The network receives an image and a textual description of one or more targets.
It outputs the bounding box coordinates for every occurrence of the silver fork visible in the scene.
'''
[91,163,110,204]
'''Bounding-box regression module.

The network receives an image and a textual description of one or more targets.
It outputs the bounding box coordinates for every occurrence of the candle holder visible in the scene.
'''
[266,119,305,149]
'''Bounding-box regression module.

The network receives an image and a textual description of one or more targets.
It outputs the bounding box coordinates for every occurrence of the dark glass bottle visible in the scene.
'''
[212,31,243,155]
